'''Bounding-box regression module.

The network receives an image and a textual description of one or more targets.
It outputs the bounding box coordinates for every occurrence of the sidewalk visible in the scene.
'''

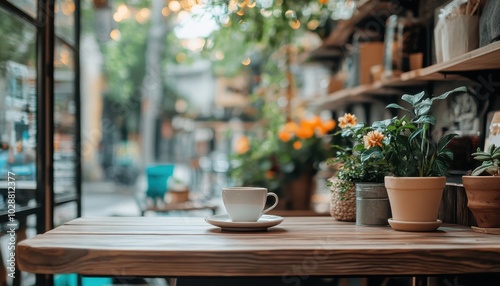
[81,180,141,217]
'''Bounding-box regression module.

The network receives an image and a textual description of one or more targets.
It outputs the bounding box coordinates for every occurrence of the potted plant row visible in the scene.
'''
[357,86,467,231]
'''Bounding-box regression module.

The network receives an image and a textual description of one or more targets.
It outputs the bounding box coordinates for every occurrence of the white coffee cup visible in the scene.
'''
[222,187,279,222]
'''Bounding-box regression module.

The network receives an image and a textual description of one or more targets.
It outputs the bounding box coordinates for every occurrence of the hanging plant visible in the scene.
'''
[204,0,335,77]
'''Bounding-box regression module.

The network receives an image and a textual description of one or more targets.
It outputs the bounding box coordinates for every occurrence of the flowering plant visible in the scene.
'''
[328,113,390,197]
[229,103,335,197]
[361,87,466,177]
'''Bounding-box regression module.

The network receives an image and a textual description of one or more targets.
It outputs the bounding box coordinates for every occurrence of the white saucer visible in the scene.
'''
[204,214,284,231]
[388,218,442,232]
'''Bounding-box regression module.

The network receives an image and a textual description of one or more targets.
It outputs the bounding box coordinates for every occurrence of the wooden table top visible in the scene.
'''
[17,217,500,277]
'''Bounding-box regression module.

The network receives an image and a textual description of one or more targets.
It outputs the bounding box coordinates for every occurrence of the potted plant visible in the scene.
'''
[462,144,500,229]
[328,113,391,224]
[229,102,336,210]
[361,86,466,231]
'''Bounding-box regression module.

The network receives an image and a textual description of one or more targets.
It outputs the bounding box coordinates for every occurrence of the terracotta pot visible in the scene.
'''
[462,176,500,228]
[280,171,316,210]
[384,176,446,222]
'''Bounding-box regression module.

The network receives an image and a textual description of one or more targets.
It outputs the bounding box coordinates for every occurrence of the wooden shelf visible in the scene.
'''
[300,0,395,64]
[323,0,396,47]
[306,41,500,109]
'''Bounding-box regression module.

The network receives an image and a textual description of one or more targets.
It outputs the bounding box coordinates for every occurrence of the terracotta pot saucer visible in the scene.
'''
[388,218,442,232]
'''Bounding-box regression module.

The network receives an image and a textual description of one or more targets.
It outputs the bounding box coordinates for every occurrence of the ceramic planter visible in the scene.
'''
[462,176,500,228]
[384,176,446,231]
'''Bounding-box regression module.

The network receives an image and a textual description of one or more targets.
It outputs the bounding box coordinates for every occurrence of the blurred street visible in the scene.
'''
[81,180,141,217]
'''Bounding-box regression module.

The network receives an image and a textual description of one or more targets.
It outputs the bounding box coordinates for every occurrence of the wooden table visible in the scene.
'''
[17,217,500,283]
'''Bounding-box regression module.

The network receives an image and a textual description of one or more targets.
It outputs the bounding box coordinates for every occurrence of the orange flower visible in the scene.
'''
[295,125,314,139]
[283,121,299,133]
[310,116,323,128]
[315,126,327,136]
[322,119,336,131]
[235,136,250,154]
[338,113,358,129]
[318,0,328,4]
[278,129,293,142]
[363,130,385,148]
[279,121,300,142]
[293,141,302,150]
[299,118,314,131]
[265,170,276,179]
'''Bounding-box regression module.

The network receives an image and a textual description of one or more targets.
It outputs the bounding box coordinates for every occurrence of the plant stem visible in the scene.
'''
[420,123,428,177]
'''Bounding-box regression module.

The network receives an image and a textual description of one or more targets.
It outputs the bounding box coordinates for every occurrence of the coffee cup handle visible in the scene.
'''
[263,192,279,214]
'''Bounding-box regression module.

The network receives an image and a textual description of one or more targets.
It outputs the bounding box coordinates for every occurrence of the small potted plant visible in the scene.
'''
[462,144,500,229]
[361,86,466,231]
[328,113,391,224]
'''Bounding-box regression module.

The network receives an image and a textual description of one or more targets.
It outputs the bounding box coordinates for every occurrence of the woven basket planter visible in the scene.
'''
[329,179,356,222]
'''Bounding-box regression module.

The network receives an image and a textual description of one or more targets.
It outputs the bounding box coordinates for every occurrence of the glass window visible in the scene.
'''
[54,40,76,197]
[6,0,38,18]
[55,0,76,44]
[0,8,37,192]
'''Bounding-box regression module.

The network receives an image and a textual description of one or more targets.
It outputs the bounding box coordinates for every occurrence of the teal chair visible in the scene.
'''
[146,164,175,199]
[54,274,111,286]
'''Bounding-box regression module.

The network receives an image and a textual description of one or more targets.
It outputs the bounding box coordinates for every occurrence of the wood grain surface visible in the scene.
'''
[17,217,500,277]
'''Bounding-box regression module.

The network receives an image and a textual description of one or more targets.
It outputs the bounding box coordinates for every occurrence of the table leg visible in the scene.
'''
[412,276,428,286]
[169,278,177,286]
[13,218,27,286]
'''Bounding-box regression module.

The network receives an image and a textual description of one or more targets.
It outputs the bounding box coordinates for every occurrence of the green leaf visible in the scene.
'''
[485,165,499,176]
[409,128,423,142]
[412,91,426,104]
[472,154,492,161]
[441,150,454,160]
[488,143,495,154]
[401,93,416,105]
[472,163,492,176]
[493,144,500,154]
[437,133,458,152]
[432,158,449,177]
[415,103,431,116]
[431,86,467,102]
[397,124,416,135]
[386,103,411,114]
[372,119,391,129]
[361,147,383,162]
[413,115,436,125]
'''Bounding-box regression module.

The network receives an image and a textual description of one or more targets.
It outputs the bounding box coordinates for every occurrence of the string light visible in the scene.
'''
[285,10,295,19]
[162,7,170,16]
[215,51,224,60]
[168,1,182,12]
[114,4,130,22]
[307,19,319,30]
[110,29,121,41]
[241,57,251,66]
[135,8,151,23]
[289,19,300,29]
[61,0,75,15]
[176,52,187,63]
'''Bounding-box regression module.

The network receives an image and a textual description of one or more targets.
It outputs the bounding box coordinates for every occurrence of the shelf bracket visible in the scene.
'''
[439,69,500,101]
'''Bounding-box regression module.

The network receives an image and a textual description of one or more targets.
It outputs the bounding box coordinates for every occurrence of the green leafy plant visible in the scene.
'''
[327,113,390,198]
[361,87,466,177]
[470,144,500,176]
